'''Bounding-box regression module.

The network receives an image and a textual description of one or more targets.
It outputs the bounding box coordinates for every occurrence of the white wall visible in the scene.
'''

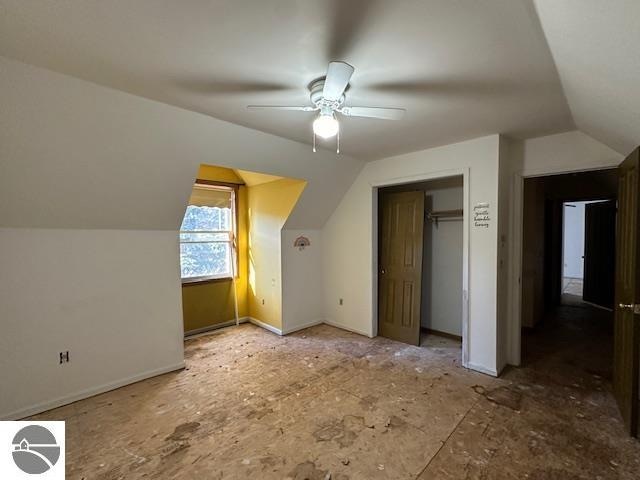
[496,137,514,372]
[562,202,586,279]
[281,230,324,334]
[421,183,463,336]
[322,135,502,376]
[0,229,184,420]
[0,56,364,417]
[519,130,622,176]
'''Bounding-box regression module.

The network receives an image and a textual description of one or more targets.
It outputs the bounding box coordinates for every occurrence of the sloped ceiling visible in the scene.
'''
[0,57,363,230]
[0,0,575,160]
[535,0,640,155]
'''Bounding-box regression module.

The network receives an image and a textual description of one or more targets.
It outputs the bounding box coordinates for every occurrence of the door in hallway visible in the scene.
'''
[614,147,640,436]
[378,191,424,346]
[583,200,616,309]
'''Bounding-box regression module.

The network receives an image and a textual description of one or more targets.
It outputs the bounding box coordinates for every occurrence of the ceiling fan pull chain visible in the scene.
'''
[312,131,316,153]
[336,128,340,154]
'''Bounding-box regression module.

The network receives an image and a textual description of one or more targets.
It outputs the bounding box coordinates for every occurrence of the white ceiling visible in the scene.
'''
[0,56,364,229]
[534,0,640,156]
[0,0,580,160]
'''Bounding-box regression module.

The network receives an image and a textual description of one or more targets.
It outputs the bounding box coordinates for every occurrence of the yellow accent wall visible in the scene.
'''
[181,164,305,333]
[247,178,306,329]
[181,168,249,333]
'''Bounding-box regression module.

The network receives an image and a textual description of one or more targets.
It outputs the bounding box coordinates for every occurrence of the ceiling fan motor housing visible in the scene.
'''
[310,78,345,110]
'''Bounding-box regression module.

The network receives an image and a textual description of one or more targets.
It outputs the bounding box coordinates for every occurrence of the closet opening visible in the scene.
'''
[376,175,464,349]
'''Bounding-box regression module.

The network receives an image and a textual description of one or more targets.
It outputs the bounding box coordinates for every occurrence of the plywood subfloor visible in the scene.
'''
[30,320,639,479]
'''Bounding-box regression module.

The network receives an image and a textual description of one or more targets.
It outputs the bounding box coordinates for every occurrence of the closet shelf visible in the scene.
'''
[426,209,463,225]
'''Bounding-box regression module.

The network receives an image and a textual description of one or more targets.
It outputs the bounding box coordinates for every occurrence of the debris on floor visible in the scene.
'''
[28,318,640,479]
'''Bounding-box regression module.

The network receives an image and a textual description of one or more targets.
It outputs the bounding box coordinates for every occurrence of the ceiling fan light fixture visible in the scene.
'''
[313,113,339,139]
[247,62,405,151]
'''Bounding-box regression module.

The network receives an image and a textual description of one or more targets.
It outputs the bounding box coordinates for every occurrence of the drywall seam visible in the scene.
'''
[1,362,185,421]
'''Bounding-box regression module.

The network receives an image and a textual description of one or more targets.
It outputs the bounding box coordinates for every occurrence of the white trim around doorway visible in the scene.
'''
[506,161,621,367]
[370,167,470,368]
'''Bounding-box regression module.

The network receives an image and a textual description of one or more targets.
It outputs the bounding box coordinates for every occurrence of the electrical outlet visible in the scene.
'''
[59,351,70,364]
[339,298,344,306]
[261,298,265,305]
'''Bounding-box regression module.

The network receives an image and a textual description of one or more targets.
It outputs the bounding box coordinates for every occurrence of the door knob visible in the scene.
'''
[381,268,386,275]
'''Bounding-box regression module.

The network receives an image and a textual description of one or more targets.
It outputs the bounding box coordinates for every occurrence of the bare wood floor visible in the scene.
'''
[31,318,639,479]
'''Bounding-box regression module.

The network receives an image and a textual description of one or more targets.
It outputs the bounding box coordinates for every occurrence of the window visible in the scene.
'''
[179,185,235,282]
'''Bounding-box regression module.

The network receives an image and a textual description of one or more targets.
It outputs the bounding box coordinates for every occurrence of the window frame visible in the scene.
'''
[180,181,239,285]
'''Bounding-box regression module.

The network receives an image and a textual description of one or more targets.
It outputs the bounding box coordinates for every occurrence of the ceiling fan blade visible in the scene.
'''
[365,79,513,97]
[340,106,405,120]
[323,62,354,101]
[175,77,292,95]
[247,105,316,112]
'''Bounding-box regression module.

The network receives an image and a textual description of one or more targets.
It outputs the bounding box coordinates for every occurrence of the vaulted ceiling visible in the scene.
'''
[534,0,640,156]
[0,1,637,159]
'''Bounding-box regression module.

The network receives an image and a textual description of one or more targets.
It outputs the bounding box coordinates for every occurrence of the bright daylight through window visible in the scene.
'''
[179,185,235,281]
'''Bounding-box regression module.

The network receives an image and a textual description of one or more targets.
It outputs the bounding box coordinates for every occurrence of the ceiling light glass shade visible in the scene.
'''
[313,113,339,138]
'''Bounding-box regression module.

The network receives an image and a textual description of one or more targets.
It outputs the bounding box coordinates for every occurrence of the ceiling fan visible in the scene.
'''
[247,61,405,153]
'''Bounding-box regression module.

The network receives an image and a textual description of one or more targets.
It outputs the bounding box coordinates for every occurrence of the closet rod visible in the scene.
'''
[426,209,463,225]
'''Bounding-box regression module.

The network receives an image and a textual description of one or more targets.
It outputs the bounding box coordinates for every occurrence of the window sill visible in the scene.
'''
[181,276,233,286]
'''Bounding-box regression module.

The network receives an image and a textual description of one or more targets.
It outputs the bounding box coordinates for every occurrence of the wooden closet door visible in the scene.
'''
[378,191,424,346]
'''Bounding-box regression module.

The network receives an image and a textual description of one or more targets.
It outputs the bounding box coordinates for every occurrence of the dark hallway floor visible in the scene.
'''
[421,303,639,479]
[521,300,613,381]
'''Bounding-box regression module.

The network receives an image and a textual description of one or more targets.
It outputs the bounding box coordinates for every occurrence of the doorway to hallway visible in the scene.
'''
[520,168,617,374]
[521,168,617,329]
[519,164,640,437]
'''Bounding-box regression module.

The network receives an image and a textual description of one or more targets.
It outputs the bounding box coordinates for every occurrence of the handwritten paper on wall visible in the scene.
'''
[473,203,490,228]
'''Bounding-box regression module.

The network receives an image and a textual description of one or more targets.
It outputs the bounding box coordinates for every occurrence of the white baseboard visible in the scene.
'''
[2,321,497,420]
[1,362,185,421]
[466,362,498,377]
[184,317,249,338]
[282,319,324,335]
[248,317,283,336]
[323,319,373,338]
